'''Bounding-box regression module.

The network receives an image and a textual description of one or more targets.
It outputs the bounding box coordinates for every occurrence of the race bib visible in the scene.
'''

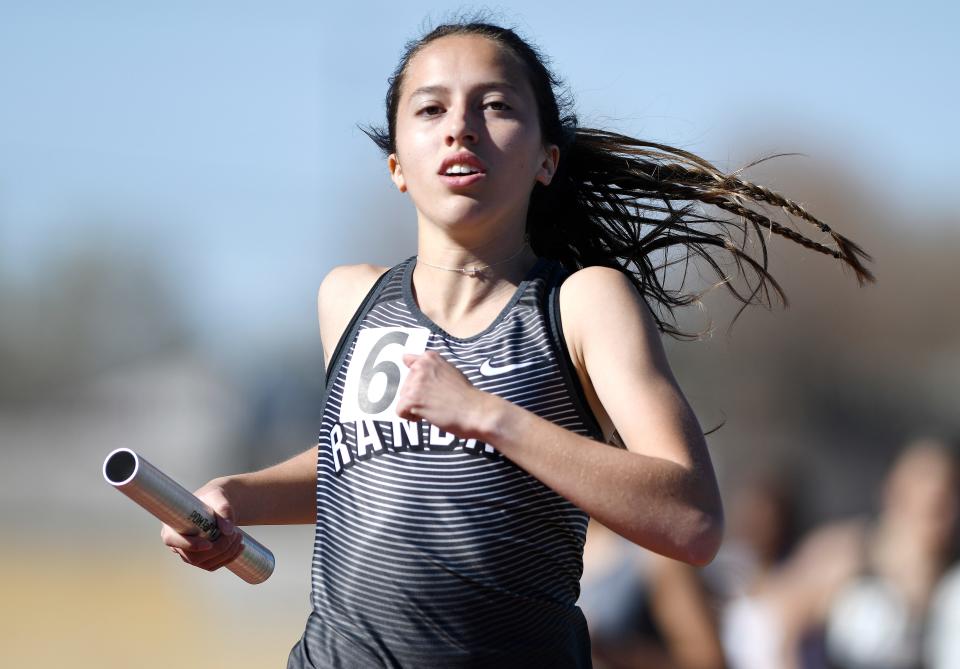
[338,327,430,422]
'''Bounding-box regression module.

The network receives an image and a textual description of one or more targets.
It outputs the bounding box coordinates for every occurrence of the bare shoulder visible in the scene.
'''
[318,263,388,302]
[318,263,389,370]
[558,265,662,365]
[559,265,654,318]
[556,265,670,444]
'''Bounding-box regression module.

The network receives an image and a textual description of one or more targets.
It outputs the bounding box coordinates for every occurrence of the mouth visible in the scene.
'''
[438,153,487,188]
[439,171,486,188]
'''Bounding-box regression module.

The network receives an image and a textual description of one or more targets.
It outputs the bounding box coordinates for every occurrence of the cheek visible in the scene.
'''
[495,132,536,173]
[399,134,437,180]
[394,119,424,163]
[512,131,546,178]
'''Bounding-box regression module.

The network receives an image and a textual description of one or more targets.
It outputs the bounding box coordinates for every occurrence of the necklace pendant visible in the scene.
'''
[461,267,482,276]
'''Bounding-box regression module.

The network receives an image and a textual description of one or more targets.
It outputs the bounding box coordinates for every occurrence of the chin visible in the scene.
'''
[431,204,493,229]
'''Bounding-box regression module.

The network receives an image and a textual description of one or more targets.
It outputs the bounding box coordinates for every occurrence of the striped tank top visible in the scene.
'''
[287,255,605,668]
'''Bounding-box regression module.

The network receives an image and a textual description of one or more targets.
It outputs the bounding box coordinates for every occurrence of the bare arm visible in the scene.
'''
[162,263,385,567]
[161,444,318,568]
[214,445,318,526]
[219,263,388,526]
[397,266,723,566]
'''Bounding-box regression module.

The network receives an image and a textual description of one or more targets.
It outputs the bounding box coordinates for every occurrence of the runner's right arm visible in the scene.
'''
[160,263,387,571]
[160,445,318,570]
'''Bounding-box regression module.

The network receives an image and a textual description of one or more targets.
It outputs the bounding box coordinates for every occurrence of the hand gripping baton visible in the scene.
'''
[102,447,275,584]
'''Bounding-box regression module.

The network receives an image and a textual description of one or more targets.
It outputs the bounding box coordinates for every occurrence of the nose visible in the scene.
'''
[444,102,479,146]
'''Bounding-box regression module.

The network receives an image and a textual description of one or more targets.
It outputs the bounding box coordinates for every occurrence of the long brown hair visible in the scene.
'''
[362,18,875,338]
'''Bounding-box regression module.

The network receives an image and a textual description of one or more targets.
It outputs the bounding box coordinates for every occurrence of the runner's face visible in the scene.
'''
[388,35,558,231]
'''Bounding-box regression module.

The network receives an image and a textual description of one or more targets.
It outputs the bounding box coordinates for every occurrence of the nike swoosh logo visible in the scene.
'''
[479,359,540,377]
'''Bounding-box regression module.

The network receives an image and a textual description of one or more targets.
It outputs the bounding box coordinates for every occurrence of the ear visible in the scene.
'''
[388,153,407,193]
[535,143,560,187]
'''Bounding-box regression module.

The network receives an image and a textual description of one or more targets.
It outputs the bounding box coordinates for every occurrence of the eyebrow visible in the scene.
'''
[407,81,520,100]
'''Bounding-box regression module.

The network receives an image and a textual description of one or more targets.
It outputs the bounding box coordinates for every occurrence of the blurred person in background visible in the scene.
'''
[714,437,958,669]
[706,470,803,669]
[154,15,873,668]
[819,437,959,668]
[926,551,960,669]
[580,470,806,669]
[581,519,727,669]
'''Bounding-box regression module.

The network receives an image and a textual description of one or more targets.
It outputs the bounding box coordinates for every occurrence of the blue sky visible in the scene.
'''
[1,1,956,356]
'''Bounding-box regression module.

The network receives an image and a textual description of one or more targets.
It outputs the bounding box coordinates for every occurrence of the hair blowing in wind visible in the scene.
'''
[362,19,876,339]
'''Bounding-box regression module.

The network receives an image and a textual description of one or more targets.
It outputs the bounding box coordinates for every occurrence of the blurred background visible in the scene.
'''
[2,1,957,667]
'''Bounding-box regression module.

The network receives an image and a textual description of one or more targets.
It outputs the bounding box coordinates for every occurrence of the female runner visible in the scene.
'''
[160,18,873,668]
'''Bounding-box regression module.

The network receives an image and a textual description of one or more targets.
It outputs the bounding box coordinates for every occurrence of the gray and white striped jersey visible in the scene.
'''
[287,255,605,668]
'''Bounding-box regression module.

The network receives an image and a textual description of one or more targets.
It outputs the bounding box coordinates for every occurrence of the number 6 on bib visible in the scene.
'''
[338,327,430,422]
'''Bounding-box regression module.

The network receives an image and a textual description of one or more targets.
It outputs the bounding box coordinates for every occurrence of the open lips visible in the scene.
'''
[438,152,487,187]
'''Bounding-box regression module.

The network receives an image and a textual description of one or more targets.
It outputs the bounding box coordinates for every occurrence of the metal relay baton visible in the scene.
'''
[102,447,275,584]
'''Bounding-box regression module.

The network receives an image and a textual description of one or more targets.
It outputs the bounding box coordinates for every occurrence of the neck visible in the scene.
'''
[415,200,537,260]
[416,220,529,269]
[410,210,540,319]
[419,240,529,274]
[411,238,539,322]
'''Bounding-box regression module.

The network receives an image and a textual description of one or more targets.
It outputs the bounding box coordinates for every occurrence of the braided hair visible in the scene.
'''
[362,18,874,338]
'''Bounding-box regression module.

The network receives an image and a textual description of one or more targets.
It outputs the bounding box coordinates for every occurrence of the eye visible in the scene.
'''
[418,104,444,117]
[483,100,510,111]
